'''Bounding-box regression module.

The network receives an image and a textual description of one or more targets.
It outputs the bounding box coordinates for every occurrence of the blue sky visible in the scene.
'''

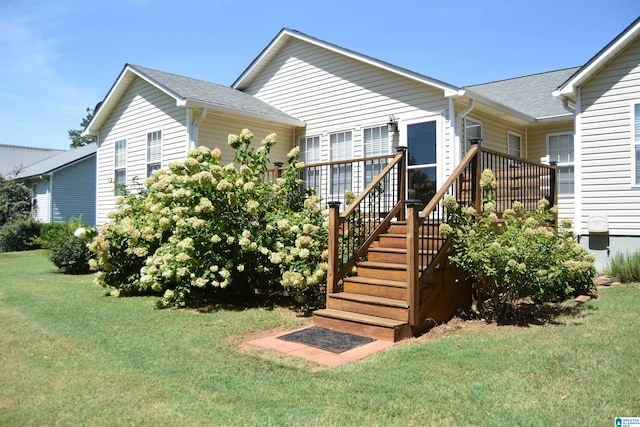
[0,0,638,150]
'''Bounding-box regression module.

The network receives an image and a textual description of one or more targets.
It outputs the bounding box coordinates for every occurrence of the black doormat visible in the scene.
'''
[278,327,375,354]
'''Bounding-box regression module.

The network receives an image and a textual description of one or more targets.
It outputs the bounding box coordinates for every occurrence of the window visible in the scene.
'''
[363,125,389,185]
[330,131,352,196]
[634,103,640,185]
[464,118,482,153]
[508,131,522,158]
[114,139,127,195]
[147,130,162,177]
[547,133,574,195]
[300,136,321,193]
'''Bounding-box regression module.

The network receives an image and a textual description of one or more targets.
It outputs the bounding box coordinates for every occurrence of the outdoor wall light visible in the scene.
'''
[387,115,399,133]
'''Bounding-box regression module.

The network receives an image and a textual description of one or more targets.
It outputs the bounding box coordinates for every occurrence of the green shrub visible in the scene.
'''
[0,218,41,252]
[441,169,596,320]
[37,218,85,250]
[605,251,640,283]
[49,235,93,274]
[90,129,328,309]
[0,176,33,226]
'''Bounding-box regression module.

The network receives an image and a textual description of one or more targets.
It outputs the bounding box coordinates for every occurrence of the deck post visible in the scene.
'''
[326,201,342,300]
[406,199,421,327]
[470,138,483,212]
[396,146,407,221]
[273,162,284,179]
[549,161,558,224]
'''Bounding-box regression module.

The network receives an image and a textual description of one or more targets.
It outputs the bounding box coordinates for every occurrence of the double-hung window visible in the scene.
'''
[547,132,574,195]
[508,131,522,158]
[464,118,483,153]
[330,131,352,196]
[363,125,389,186]
[147,130,162,177]
[300,135,321,193]
[114,139,127,195]
[634,102,640,186]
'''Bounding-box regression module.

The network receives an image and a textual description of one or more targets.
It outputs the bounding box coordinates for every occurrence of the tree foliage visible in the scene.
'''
[0,175,33,226]
[68,107,95,148]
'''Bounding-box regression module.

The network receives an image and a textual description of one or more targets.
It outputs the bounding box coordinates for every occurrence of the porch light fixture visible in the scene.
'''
[387,115,398,133]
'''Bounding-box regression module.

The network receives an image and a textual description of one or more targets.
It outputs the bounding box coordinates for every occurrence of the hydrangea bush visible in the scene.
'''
[89,129,328,309]
[440,169,596,320]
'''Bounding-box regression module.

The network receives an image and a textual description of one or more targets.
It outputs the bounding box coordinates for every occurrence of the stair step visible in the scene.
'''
[343,276,407,299]
[356,261,408,281]
[375,234,445,250]
[327,292,408,321]
[313,308,412,341]
[368,246,440,263]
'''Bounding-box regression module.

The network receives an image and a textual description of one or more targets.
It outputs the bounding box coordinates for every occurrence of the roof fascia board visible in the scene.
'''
[181,100,306,127]
[555,18,640,97]
[233,29,463,95]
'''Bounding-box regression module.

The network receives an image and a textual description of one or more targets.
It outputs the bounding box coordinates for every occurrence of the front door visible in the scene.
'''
[406,120,438,207]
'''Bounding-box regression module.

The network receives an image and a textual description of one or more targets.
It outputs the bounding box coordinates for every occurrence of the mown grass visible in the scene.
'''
[1,250,638,426]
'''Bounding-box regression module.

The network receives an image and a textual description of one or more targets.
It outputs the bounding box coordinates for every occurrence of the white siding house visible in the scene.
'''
[554,17,640,268]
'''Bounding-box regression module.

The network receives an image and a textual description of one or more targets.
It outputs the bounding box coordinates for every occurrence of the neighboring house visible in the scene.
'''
[16,143,97,226]
[85,18,640,268]
[0,144,64,179]
[554,17,640,268]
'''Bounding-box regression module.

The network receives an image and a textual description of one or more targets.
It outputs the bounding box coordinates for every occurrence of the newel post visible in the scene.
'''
[396,146,408,221]
[470,138,483,212]
[405,199,421,327]
[326,201,341,299]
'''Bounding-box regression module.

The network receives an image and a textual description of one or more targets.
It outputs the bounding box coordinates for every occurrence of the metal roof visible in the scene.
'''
[0,144,65,178]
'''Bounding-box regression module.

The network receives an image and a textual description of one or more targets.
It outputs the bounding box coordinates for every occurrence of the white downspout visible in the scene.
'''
[454,99,476,165]
[189,108,207,150]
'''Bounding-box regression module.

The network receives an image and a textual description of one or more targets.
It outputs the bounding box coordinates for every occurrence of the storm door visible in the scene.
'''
[407,120,438,208]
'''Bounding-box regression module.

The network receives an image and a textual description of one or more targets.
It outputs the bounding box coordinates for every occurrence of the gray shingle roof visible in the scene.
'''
[465,67,581,120]
[0,145,65,178]
[16,143,97,179]
[128,64,301,123]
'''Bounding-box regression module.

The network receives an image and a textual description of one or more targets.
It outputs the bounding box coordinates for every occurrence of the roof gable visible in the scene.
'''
[555,17,640,98]
[232,28,462,96]
[84,64,304,136]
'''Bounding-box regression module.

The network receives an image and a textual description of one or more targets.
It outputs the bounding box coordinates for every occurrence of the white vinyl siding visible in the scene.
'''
[96,77,188,224]
[239,38,454,177]
[548,133,574,195]
[634,102,640,185]
[576,36,640,236]
[147,130,162,177]
[50,156,96,225]
[330,131,353,196]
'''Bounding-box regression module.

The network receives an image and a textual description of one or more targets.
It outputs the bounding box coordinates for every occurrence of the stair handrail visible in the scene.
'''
[326,147,407,296]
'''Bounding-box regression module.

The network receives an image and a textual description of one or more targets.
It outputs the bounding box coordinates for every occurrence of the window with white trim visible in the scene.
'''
[508,131,522,158]
[330,131,352,196]
[634,102,640,185]
[299,135,321,193]
[147,130,162,177]
[464,118,483,153]
[547,132,574,195]
[363,125,389,185]
[114,139,127,195]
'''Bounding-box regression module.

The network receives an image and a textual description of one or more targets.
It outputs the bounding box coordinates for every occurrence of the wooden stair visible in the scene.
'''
[313,221,446,342]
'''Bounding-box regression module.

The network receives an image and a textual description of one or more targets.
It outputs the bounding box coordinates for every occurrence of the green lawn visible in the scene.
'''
[1,250,638,426]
